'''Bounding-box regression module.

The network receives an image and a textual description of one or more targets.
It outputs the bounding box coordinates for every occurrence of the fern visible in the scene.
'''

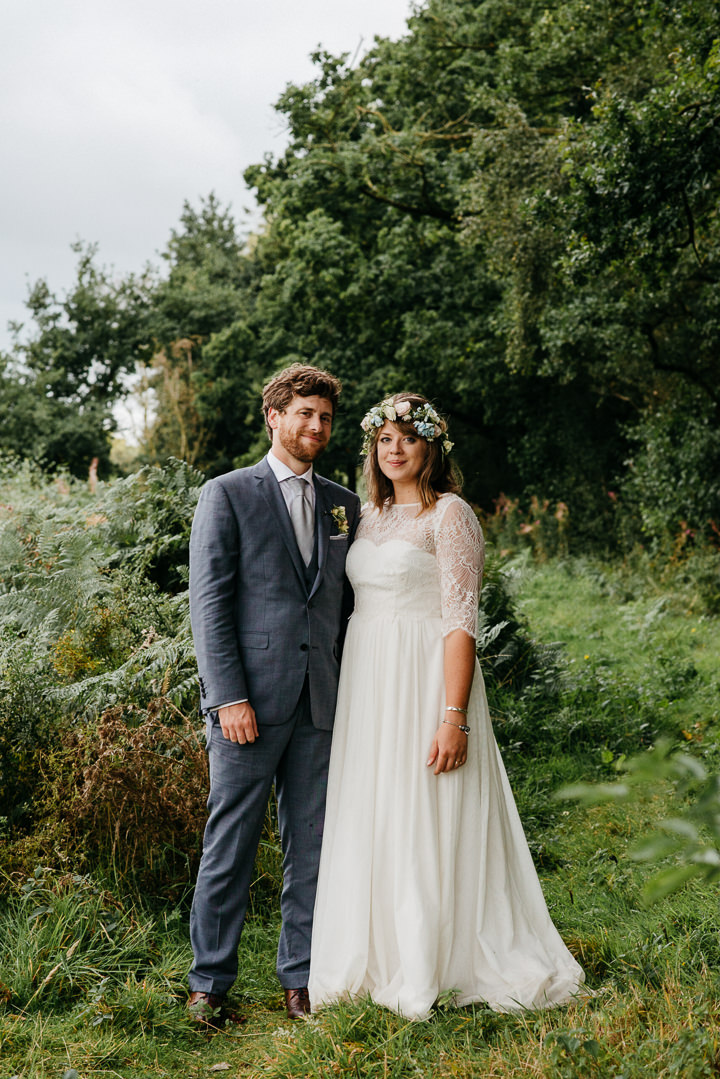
[477,548,562,699]
[0,459,203,721]
[55,594,197,716]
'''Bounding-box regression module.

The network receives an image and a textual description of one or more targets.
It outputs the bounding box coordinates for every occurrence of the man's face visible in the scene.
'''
[268,394,334,469]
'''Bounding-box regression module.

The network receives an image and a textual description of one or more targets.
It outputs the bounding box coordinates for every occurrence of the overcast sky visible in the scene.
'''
[1,0,413,352]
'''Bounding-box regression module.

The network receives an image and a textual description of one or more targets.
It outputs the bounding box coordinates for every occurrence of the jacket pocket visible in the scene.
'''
[237,631,269,649]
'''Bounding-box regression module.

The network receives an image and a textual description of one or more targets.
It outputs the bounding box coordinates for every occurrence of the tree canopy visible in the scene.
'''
[2,0,719,548]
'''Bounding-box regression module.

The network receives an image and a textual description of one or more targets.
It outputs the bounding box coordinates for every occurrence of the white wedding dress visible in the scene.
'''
[309,495,585,1020]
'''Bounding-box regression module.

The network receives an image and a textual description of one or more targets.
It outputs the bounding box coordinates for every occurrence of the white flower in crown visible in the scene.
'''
[361,405,386,433]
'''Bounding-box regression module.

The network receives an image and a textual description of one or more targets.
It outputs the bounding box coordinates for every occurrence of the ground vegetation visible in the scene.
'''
[0,465,718,1076]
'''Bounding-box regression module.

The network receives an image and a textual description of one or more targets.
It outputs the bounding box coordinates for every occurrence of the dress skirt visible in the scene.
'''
[309,577,585,1020]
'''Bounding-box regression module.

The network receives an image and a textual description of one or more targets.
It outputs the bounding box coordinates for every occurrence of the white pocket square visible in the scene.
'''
[329,534,348,541]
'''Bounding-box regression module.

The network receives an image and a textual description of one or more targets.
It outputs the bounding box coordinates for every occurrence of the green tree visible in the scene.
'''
[138,194,261,471]
[6,0,720,550]
[238,0,648,512]
[1,243,151,476]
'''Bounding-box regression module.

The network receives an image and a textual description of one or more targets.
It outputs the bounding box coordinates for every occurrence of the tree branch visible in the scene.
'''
[680,188,703,265]
[360,179,459,222]
[643,324,719,405]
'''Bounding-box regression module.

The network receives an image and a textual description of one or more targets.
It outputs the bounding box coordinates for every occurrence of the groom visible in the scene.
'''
[187,363,360,1022]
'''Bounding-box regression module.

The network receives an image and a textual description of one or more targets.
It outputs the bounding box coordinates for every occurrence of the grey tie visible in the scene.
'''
[288,476,314,565]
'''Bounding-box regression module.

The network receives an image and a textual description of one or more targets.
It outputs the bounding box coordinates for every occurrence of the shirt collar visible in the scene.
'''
[267,449,313,485]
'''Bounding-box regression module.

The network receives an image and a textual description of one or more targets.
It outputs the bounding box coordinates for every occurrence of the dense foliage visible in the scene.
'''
[1,0,718,554]
[1,540,718,1076]
[2,457,712,905]
[0,459,202,882]
[0,461,552,894]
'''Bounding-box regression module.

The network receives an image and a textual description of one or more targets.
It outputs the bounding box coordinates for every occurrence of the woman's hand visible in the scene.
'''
[427,721,468,775]
[428,626,475,774]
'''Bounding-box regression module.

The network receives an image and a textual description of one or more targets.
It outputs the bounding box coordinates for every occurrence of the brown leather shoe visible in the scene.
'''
[284,986,311,1019]
[187,991,226,1028]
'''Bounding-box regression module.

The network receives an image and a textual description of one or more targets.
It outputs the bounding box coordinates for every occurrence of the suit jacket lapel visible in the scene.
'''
[309,475,333,600]
[254,458,307,589]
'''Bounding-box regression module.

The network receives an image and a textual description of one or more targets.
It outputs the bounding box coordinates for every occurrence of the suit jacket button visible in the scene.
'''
[300,643,309,651]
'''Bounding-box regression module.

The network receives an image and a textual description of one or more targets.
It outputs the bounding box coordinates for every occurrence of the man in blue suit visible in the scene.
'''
[187,363,361,1022]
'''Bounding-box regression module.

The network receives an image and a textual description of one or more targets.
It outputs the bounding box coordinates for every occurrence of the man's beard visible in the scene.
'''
[278,429,327,463]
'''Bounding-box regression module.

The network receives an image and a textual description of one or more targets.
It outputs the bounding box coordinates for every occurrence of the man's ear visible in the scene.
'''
[267,407,280,430]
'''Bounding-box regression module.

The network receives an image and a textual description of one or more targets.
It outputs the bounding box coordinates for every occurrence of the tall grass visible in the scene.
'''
[0,869,188,1014]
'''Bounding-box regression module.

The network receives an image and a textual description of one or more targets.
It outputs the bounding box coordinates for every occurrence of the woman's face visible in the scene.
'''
[376,421,428,486]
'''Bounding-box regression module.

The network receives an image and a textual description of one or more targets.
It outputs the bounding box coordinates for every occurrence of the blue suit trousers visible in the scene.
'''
[188,683,332,994]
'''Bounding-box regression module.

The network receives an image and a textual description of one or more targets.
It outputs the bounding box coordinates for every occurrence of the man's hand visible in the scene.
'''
[218,701,259,744]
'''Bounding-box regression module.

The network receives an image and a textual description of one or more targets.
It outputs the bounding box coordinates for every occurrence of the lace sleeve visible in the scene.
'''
[435,497,485,639]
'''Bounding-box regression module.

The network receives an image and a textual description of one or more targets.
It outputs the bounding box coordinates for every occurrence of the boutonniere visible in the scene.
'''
[329,505,349,535]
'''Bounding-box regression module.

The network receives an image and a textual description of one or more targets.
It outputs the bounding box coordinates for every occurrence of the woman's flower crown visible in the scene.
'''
[360,398,454,457]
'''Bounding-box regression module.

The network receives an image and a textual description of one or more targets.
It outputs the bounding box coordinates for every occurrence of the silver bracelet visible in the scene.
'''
[443,718,470,734]
[445,705,468,715]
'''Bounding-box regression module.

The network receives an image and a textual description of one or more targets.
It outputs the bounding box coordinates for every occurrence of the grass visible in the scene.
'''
[517,556,719,727]
[1,555,719,1077]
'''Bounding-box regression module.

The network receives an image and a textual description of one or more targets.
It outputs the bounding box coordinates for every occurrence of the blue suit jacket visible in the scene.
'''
[189,455,361,730]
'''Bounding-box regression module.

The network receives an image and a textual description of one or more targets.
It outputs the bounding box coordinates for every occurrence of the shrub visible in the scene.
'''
[0,634,58,824]
[478,547,563,703]
[42,700,209,901]
[480,494,571,560]
[0,459,203,833]
[620,394,720,551]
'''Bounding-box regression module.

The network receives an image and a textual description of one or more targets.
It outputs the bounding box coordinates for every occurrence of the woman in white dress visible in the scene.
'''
[308,393,585,1020]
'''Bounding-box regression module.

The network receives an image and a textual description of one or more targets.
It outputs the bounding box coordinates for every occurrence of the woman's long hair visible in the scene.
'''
[363,392,462,511]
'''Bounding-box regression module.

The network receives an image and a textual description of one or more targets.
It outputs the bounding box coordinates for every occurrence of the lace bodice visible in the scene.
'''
[349,494,485,638]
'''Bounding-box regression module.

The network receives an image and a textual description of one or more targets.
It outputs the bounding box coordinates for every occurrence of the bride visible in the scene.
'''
[308,392,585,1020]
